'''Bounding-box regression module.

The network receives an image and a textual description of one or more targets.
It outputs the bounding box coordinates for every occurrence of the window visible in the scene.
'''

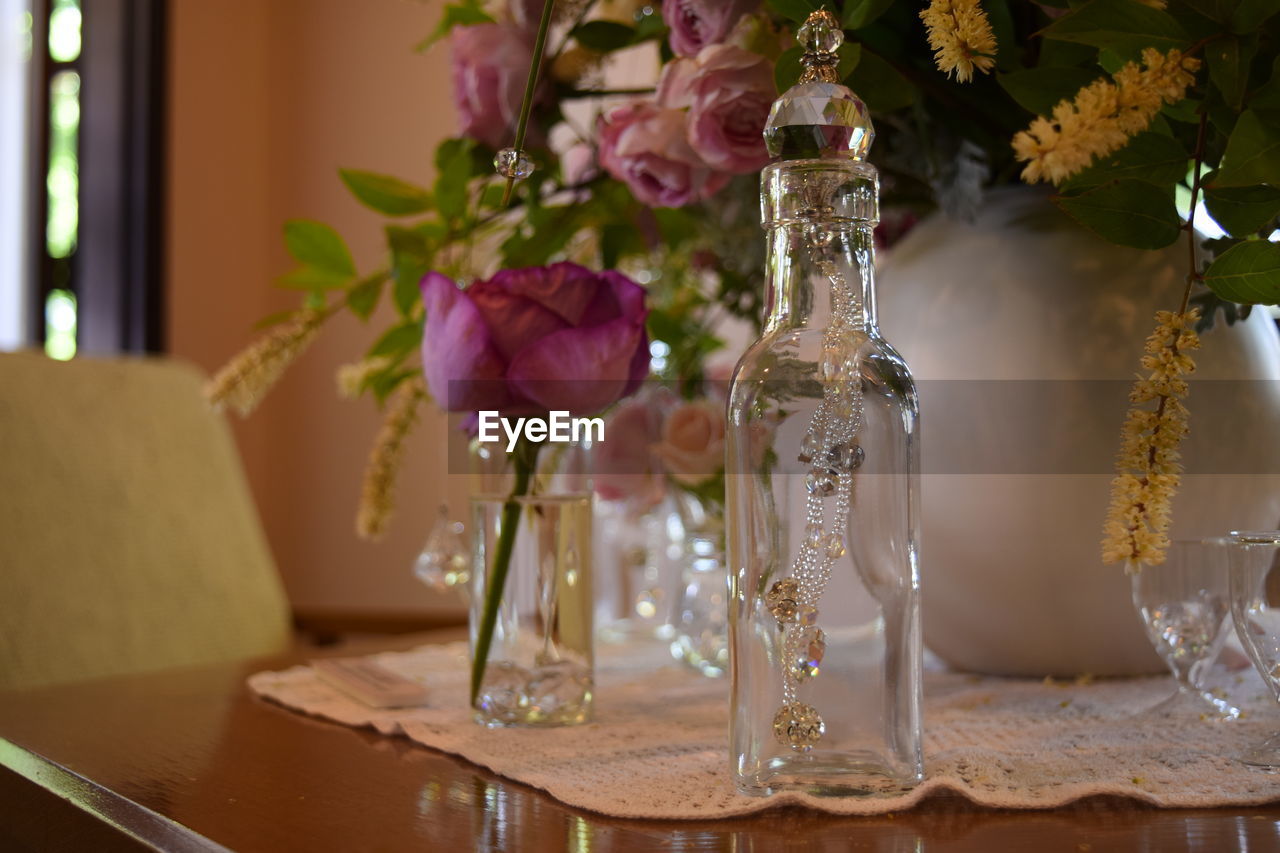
[24,0,167,358]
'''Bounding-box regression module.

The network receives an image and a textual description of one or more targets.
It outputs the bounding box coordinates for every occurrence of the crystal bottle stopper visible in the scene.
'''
[763,9,874,162]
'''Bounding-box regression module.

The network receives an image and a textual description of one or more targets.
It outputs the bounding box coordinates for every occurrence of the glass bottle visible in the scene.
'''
[726,10,923,796]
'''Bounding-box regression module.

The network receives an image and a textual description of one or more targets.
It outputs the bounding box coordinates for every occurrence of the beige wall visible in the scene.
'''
[167,0,468,616]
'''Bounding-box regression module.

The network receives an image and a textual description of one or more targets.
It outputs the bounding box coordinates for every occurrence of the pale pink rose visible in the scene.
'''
[654,400,726,486]
[663,0,761,57]
[598,101,730,208]
[593,396,668,506]
[561,142,599,186]
[450,24,536,150]
[658,45,775,174]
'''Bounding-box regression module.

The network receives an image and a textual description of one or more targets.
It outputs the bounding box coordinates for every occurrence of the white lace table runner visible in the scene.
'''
[247,642,1280,818]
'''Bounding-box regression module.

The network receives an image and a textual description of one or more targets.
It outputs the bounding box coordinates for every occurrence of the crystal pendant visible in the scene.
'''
[805,467,838,496]
[795,627,826,679]
[772,703,825,750]
[413,505,470,593]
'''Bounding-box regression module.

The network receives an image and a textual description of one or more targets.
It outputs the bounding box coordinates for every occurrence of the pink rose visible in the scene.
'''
[592,395,669,506]
[654,400,726,486]
[450,24,538,150]
[662,0,760,57]
[598,101,729,208]
[420,262,649,416]
[659,45,774,175]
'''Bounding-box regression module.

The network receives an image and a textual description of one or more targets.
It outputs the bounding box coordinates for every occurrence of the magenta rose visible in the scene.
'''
[662,0,760,57]
[659,45,774,174]
[420,262,649,417]
[598,101,729,208]
[450,24,537,150]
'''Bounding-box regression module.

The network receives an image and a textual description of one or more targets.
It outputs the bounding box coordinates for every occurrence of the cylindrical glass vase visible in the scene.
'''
[469,493,595,727]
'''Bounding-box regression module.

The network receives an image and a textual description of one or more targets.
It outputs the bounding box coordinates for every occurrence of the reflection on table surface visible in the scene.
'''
[1,632,1278,852]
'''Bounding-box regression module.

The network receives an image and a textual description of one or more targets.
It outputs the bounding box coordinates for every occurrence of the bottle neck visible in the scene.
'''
[759,159,880,335]
[762,223,878,334]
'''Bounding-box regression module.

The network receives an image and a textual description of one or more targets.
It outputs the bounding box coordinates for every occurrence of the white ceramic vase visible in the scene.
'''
[878,188,1280,677]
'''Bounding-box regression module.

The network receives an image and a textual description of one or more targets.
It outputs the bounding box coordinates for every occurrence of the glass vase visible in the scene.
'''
[672,491,729,677]
[469,484,594,726]
[726,155,923,795]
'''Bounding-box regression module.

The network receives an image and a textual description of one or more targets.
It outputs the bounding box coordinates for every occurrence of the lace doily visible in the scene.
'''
[247,642,1280,818]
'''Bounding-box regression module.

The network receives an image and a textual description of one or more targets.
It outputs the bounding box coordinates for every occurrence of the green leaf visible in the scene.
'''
[1056,180,1182,249]
[1203,240,1280,304]
[844,48,915,112]
[1042,0,1190,58]
[765,0,819,24]
[1232,0,1279,32]
[1249,58,1280,111]
[1204,183,1280,236]
[339,169,434,216]
[1181,0,1238,24]
[999,68,1102,116]
[572,20,635,52]
[1061,132,1189,191]
[283,220,355,275]
[1214,110,1280,187]
[346,271,387,321]
[774,46,802,93]
[434,139,479,221]
[369,320,424,359]
[843,0,895,29]
[415,0,494,52]
[1206,36,1255,111]
[276,265,352,290]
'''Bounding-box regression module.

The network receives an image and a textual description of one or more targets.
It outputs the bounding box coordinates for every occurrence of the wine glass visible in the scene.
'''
[1131,538,1240,720]
[1227,530,1280,768]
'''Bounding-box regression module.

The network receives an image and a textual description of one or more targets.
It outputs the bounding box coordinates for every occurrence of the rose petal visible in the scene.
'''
[468,283,569,361]
[489,262,602,326]
[420,272,511,412]
[507,316,646,415]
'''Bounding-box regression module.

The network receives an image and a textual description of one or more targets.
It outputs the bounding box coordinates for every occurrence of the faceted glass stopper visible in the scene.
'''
[764,81,874,161]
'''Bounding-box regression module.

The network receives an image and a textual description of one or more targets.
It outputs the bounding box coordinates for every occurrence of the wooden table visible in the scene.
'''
[3,635,1279,852]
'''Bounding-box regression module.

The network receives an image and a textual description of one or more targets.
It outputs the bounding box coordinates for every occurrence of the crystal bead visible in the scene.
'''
[797,12,843,55]
[494,147,534,180]
[772,597,799,624]
[413,505,470,593]
[773,702,825,750]
[820,345,854,382]
[795,627,826,679]
[767,579,801,623]
[764,81,874,161]
[804,523,824,551]
[826,442,865,473]
[798,604,818,626]
[803,466,834,499]
[798,433,821,464]
[806,467,838,496]
[823,534,846,560]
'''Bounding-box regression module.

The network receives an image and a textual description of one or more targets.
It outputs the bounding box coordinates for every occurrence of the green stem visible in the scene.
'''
[502,0,557,206]
[469,438,541,706]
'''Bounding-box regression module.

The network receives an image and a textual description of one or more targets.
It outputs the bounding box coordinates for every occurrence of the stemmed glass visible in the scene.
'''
[1227,530,1280,768]
[1131,538,1240,720]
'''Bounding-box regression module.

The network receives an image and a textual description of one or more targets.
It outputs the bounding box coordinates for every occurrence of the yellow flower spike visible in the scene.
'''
[356,375,427,541]
[920,0,997,83]
[205,307,330,417]
[1101,307,1202,570]
[1014,49,1200,185]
